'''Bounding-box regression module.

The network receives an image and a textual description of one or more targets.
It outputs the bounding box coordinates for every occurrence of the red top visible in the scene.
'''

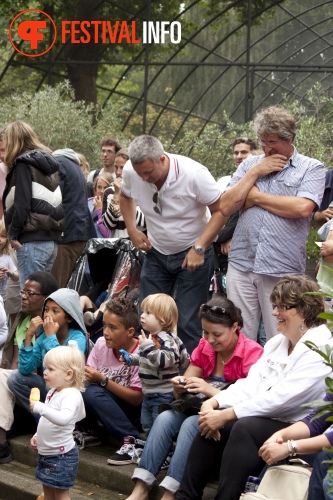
[190,331,263,381]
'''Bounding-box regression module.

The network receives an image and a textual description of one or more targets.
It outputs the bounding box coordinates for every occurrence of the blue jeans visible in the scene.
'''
[308,450,333,500]
[35,446,79,489]
[7,370,48,421]
[141,393,174,435]
[17,241,58,288]
[139,246,213,354]
[132,410,199,494]
[81,383,141,441]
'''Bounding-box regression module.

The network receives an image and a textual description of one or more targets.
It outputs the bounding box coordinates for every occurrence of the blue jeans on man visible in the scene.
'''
[17,241,58,288]
[139,246,213,354]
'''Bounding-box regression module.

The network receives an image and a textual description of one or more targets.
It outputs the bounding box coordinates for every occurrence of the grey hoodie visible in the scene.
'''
[53,148,80,164]
[42,288,87,334]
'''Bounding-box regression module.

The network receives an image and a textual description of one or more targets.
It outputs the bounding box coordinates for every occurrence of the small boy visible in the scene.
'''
[7,288,88,419]
[79,297,144,465]
[120,294,190,439]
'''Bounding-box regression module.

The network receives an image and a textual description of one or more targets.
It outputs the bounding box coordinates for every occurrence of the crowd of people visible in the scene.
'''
[0,106,332,500]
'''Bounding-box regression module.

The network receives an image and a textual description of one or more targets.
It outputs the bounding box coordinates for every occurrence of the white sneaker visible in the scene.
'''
[107,436,143,465]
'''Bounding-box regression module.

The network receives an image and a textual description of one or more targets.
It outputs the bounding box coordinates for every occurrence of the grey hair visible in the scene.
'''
[128,135,164,164]
[254,106,297,141]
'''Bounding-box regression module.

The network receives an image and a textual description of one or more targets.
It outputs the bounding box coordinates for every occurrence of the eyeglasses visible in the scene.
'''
[258,139,284,147]
[20,289,43,298]
[200,304,227,316]
[271,303,295,311]
[101,149,115,155]
[152,192,162,215]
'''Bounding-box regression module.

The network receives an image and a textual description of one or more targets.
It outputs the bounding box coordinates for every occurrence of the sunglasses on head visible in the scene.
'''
[200,304,227,316]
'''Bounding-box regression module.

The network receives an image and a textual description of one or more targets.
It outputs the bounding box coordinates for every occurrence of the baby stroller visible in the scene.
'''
[67,238,144,339]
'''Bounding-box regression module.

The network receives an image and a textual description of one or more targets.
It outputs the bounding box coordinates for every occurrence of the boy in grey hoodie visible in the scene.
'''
[7,289,87,421]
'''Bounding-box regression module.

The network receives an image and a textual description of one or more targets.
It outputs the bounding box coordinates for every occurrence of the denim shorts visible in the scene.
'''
[35,446,79,489]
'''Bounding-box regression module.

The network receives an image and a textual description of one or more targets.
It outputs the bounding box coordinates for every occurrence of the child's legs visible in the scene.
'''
[43,485,70,500]
[54,489,71,500]
[82,383,141,440]
[141,393,174,436]
[141,396,154,436]
[151,393,174,424]
[43,485,56,500]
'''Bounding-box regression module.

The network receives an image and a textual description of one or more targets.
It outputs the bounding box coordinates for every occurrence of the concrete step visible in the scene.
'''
[0,461,121,500]
[3,435,217,500]
[5,435,163,499]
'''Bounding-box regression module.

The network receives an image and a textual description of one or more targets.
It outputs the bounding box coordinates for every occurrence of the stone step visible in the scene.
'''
[4,435,217,500]
[0,461,120,500]
[6,435,163,499]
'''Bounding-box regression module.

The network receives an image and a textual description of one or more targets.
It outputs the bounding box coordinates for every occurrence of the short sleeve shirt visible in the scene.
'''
[87,337,142,391]
[121,153,221,254]
[226,147,325,276]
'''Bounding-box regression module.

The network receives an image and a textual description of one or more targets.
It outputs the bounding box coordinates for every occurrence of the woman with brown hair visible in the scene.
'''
[2,121,64,288]
[176,274,333,500]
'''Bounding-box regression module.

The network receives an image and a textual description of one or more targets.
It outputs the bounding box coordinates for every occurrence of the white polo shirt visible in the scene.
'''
[121,153,221,255]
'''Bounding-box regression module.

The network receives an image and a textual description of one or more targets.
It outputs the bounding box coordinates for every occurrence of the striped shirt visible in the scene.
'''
[227,146,325,276]
[102,185,146,239]
[131,331,190,394]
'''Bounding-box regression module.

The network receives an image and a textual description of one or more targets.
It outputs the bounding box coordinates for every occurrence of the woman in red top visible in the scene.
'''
[125,296,263,500]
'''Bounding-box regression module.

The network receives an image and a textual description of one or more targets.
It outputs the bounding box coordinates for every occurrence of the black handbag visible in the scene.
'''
[159,378,234,416]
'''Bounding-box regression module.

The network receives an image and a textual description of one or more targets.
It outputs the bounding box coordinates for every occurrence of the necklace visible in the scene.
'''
[220,353,226,366]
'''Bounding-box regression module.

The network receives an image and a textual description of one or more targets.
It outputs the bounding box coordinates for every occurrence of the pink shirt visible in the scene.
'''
[190,331,263,381]
[87,337,142,391]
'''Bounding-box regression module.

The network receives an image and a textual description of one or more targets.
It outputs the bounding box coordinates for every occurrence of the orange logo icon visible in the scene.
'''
[9,9,57,57]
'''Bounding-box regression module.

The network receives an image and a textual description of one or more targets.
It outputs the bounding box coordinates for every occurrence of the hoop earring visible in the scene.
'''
[299,322,306,335]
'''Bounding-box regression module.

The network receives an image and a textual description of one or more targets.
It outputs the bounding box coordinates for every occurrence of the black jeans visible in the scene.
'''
[176,416,290,500]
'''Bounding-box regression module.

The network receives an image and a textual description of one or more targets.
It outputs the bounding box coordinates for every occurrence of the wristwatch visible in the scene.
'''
[192,245,205,255]
[99,376,109,387]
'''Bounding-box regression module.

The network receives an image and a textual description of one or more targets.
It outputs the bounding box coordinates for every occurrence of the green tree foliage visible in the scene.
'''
[0,81,126,166]
[0,79,330,263]
[0,0,281,107]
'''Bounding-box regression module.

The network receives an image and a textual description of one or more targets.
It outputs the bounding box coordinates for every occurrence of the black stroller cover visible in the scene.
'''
[67,238,144,301]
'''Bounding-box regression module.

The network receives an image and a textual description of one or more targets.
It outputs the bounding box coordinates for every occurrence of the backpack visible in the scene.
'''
[239,464,311,500]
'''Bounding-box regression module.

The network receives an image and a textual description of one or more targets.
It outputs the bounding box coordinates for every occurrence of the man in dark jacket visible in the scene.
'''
[51,149,96,287]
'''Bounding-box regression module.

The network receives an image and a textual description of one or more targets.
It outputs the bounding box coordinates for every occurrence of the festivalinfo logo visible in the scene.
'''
[9,9,182,58]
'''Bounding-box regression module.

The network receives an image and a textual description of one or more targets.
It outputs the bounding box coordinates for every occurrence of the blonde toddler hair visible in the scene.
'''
[0,218,12,255]
[43,346,85,391]
[141,293,178,333]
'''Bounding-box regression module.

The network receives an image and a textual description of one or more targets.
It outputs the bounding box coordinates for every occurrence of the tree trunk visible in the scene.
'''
[63,0,103,105]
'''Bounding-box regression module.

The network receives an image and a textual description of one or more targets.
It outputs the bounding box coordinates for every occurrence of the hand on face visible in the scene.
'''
[43,315,59,336]
[254,154,287,177]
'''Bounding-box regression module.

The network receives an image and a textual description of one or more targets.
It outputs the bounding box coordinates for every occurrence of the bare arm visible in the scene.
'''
[84,366,143,406]
[259,423,329,465]
[263,421,311,445]
[195,197,228,249]
[220,154,287,217]
[245,187,316,218]
[182,197,228,272]
[314,208,333,226]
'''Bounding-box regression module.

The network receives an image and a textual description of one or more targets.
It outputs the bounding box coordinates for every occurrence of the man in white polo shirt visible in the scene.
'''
[119,135,225,353]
